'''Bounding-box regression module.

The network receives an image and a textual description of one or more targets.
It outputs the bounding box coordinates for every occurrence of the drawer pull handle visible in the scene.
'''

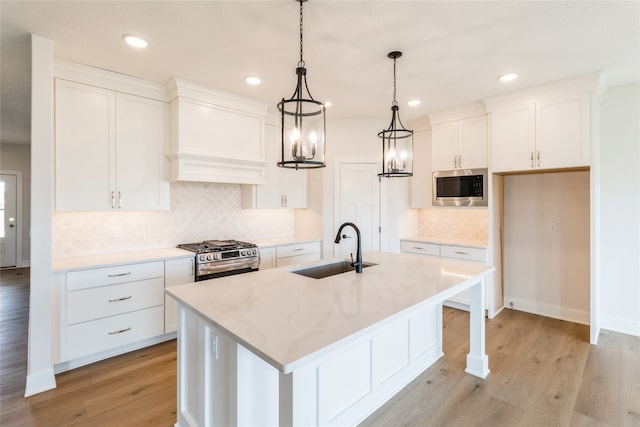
[413,246,425,250]
[292,248,304,252]
[108,327,131,335]
[108,272,132,278]
[454,251,469,255]
[108,296,132,303]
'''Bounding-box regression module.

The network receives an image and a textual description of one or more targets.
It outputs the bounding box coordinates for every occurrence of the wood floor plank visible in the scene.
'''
[574,330,624,426]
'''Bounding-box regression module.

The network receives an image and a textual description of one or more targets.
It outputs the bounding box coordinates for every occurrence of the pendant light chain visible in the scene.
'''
[392,56,398,107]
[298,1,305,67]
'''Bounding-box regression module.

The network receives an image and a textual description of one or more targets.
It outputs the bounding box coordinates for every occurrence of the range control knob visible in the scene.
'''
[213,253,221,261]
[206,254,213,261]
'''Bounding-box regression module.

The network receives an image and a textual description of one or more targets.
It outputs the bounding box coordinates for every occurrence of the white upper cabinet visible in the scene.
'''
[485,73,601,173]
[490,104,536,172]
[55,77,168,211]
[429,102,488,172]
[241,123,307,209]
[166,78,269,185]
[116,93,167,210]
[535,94,590,170]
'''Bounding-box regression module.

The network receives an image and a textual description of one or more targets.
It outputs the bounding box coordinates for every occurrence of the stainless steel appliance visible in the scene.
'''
[432,168,488,207]
[177,240,259,281]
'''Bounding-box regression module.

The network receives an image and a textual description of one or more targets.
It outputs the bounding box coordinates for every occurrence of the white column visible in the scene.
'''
[465,278,490,378]
[25,34,56,397]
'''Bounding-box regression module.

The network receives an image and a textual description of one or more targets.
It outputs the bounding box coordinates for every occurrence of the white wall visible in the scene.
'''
[0,143,31,265]
[599,83,640,336]
[503,171,591,324]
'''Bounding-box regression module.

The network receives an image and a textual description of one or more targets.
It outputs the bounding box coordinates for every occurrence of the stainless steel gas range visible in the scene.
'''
[177,239,260,281]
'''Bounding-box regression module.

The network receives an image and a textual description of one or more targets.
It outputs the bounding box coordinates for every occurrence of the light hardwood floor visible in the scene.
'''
[1,269,638,426]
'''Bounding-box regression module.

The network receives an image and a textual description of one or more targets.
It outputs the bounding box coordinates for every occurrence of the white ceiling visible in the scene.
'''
[2,1,639,145]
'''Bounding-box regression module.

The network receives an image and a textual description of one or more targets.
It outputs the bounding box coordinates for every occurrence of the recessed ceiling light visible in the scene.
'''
[408,99,421,107]
[324,101,332,108]
[245,76,261,85]
[122,34,148,48]
[499,72,518,83]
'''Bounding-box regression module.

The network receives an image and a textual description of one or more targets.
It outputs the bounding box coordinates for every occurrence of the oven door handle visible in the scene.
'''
[198,258,259,274]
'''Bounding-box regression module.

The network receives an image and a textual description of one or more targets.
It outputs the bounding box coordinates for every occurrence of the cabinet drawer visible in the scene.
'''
[67,277,164,325]
[440,245,487,263]
[67,261,164,291]
[276,241,320,259]
[400,241,440,257]
[276,252,320,267]
[66,306,164,360]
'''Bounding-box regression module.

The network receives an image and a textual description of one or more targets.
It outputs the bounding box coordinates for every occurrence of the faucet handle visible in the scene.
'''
[350,253,354,265]
[342,234,351,239]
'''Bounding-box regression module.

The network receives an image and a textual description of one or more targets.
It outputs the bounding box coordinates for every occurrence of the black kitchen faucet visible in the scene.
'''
[334,222,363,273]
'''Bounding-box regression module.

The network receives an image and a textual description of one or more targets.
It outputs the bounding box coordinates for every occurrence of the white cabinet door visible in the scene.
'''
[55,79,116,211]
[432,116,487,172]
[55,79,167,211]
[165,257,195,333]
[258,247,275,270]
[491,97,588,173]
[536,94,589,170]
[431,121,458,171]
[458,115,488,170]
[410,129,432,208]
[490,104,536,173]
[116,93,167,210]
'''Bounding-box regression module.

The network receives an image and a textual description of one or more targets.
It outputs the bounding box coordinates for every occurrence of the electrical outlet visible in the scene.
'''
[114,226,122,238]
[548,222,557,233]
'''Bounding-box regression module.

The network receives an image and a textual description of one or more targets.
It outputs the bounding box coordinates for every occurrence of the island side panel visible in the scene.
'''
[285,302,443,427]
[174,300,443,427]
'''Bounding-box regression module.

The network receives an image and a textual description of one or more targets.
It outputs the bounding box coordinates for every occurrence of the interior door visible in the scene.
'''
[336,163,380,258]
[0,174,18,268]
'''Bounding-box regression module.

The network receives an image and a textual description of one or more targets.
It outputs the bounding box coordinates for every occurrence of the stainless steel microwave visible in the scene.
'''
[432,168,488,207]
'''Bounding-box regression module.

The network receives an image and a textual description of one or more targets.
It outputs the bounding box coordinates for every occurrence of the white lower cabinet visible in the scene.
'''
[401,239,493,316]
[276,241,321,267]
[164,256,195,334]
[258,247,276,270]
[55,258,189,372]
[257,241,321,270]
[67,306,164,361]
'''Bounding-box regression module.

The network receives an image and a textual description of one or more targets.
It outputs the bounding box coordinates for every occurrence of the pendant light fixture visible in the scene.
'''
[277,0,326,169]
[378,51,413,178]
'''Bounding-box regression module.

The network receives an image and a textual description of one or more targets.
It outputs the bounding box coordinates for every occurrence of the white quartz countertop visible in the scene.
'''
[166,251,494,374]
[52,248,194,272]
[401,235,488,249]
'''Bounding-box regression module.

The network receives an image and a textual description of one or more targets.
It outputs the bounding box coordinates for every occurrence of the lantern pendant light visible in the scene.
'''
[277,0,326,169]
[378,51,413,178]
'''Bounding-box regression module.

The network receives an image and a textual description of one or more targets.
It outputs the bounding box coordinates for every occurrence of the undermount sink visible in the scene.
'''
[291,260,377,279]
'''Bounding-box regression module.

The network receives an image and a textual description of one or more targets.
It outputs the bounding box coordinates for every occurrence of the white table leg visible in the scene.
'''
[465,278,490,378]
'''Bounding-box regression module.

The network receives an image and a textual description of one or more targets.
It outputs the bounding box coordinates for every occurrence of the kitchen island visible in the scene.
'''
[166,251,494,427]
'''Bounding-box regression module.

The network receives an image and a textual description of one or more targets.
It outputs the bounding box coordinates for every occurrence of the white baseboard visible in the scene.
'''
[601,315,640,337]
[503,296,590,325]
[54,332,176,374]
[24,368,56,397]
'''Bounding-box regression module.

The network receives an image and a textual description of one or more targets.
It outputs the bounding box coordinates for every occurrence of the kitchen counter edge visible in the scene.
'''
[52,248,195,272]
[401,236,488,249]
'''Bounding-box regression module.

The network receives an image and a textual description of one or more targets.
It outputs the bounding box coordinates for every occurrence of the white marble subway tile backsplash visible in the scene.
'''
[418,208,488,242]
[52,182,295,258]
